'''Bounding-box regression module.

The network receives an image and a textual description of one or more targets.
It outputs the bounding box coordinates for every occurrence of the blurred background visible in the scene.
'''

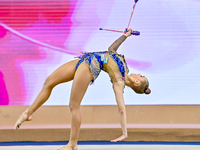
[0,0,200,106]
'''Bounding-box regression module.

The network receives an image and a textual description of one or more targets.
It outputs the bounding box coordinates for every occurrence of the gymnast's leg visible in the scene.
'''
[57,64,93,150]
[15,59,80,129]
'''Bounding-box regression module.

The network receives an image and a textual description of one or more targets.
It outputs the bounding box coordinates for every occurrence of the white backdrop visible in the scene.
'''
[31,0,200,105]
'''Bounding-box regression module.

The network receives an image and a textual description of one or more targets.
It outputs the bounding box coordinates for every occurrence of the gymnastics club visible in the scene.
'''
[99,28,140,36]
[126,0,139,31]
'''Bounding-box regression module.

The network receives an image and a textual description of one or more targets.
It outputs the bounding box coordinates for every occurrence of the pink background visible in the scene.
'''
[0,0,200,105]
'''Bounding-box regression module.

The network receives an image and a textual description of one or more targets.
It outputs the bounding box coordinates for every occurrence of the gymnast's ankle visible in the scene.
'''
[67,142,77,150]
[57,144,77,150]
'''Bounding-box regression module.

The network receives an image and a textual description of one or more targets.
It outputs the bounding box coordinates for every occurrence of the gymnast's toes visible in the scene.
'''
[57,145,77,150]
[14,109,31,130]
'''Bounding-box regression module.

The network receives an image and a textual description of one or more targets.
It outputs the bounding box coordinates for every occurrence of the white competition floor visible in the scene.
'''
[1,145,200,150]
[1,141,200,150]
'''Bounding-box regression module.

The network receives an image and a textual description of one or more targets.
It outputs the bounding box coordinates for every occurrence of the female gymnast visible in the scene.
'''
[14,29,151,150]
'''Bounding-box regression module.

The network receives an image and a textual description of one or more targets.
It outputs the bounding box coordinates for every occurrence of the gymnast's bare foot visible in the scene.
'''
[14,109,33,130]
[57,144,77,150]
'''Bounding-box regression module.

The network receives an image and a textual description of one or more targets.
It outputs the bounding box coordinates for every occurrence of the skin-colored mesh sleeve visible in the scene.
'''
[108,35,127,52]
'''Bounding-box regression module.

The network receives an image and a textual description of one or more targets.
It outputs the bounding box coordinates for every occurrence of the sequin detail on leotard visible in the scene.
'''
[76,51,128,84]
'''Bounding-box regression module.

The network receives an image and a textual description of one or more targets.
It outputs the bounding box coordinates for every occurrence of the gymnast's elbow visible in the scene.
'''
[118,108,126,115]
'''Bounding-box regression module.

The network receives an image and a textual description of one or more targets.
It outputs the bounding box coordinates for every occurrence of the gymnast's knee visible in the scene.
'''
[69,102,80,113]
[43,76,57,89]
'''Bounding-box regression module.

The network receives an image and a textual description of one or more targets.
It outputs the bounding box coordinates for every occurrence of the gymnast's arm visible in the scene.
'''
[108,29,132,53]
[111,80,127,142]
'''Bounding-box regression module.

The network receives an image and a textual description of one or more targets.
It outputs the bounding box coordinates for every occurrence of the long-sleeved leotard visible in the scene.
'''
[76,35,129,84]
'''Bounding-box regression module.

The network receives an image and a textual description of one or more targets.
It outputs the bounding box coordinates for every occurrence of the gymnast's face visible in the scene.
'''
[130,73,148,84]
[129,73,150,94]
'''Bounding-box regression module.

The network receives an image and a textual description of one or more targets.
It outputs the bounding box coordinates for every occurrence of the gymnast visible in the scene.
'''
[14,29,151,150]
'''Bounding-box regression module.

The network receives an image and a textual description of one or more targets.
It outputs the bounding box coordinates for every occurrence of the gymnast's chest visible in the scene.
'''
[101,54,127,76]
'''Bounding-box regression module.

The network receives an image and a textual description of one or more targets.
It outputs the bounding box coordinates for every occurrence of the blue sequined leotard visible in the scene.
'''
[76,35,129,84]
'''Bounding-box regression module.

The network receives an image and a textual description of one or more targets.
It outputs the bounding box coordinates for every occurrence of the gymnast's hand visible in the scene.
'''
[111,134,127,142]
[124,28,132,37]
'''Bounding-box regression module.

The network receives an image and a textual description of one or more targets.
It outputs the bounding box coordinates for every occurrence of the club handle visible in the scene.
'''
[100,28,140,36]
[131,31,140,35]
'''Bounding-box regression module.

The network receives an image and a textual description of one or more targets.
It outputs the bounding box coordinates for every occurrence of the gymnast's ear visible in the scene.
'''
[145,88,151,95]
[134,80,140,86]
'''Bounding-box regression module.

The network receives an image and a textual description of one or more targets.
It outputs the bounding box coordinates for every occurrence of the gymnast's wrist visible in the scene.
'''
[124,33,131,37]
[123,34,129,39]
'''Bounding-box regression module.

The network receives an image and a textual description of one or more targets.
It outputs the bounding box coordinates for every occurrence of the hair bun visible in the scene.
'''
[145,88,151,94]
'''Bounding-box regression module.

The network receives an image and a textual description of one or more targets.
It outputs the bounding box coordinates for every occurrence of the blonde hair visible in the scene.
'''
[132,80,149,94]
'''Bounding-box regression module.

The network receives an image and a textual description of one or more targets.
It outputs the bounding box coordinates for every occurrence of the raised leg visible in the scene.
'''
[57,64,93,150]
[15,59,80,129]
